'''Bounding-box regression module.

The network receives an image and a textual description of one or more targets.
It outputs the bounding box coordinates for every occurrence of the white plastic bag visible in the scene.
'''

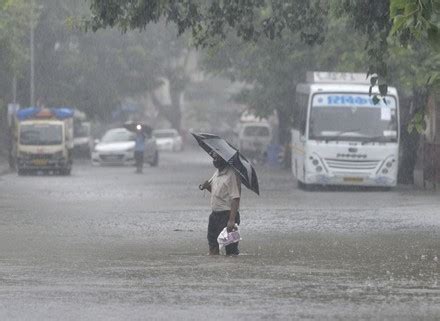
[217,224,241,252]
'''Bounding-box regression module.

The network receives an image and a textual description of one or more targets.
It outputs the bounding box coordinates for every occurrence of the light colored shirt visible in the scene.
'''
[209,166,241,211]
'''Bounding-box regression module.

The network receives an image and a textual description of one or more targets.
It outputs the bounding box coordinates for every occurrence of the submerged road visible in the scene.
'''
[0,149,440,320]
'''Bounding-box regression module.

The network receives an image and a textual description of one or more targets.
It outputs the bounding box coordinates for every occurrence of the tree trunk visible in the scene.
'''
[169,88,182,132]
[151,87,182,132]
[398,89,426,184]
[276,107,292,168]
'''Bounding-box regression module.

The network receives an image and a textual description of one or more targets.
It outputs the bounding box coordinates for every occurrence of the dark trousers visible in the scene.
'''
[207,210,240,255]
[134,151,144,170]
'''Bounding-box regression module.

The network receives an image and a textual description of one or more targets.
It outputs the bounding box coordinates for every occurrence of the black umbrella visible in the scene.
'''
[192,132,260,195]
[123,121,152,135]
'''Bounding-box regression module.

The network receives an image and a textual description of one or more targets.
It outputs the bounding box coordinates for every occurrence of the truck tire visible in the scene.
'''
[60,167,71,176]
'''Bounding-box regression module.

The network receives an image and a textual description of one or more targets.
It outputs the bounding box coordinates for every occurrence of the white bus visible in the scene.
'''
[291,72,400,188]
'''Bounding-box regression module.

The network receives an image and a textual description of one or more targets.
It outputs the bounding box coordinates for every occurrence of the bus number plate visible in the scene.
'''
[343,177,363,182]
[32,159,48,166]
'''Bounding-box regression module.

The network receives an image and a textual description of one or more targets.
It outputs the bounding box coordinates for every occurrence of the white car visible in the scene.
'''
[92,128,158,166]
[153,129,183,152]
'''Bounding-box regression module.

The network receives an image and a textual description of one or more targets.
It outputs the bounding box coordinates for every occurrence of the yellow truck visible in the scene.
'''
[12,107,74,175]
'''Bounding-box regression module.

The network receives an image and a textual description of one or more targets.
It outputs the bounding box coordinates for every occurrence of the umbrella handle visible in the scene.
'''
[198,184,204,190]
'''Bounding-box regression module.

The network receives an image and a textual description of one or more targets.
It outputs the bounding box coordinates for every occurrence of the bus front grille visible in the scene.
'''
[324,158,381,171]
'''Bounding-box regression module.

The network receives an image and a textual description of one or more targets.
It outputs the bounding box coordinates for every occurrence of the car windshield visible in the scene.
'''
[309,94,398,142]
[154,131,176,138]
[20,124,63,145]
[243,126,270,137]
[101,129,135,143]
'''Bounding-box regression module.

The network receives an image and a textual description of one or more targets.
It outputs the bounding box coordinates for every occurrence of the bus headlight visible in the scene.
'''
[309,155,326,173]
[378,156,396,175]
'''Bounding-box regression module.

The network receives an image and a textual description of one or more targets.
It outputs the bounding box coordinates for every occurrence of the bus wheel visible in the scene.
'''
[298,180,313,191]
[297,180,306,189]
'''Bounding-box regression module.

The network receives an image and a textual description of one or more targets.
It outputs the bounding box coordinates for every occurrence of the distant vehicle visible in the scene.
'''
[73,110,93,157]
[291,72,400,189]
[235,122,272,161]
[152,128,183,152]
[11,107,74,175]
[91,128,158,166]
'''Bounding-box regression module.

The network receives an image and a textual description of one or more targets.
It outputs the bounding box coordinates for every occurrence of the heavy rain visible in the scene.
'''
[0,1,440,320]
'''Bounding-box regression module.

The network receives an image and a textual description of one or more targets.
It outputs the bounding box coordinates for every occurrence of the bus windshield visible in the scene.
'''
[20,124,63,145]
[309,93,398,142]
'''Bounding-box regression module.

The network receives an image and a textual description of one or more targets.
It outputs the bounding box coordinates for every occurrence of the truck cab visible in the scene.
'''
[13,107,74,175]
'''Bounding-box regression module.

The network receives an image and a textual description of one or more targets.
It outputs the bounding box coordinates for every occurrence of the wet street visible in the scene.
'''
[1,149,440,320]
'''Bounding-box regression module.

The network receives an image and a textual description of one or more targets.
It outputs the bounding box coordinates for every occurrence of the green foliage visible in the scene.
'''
[333,0,392,83]
[86,0,439,107]
[390,0,440,50]
[201,12,373,143]
[337,0,439,124]
[6,0,192,123]
[0,0,31,74]
[87,0,328,47]
[407,110,427,134]
[0,0,33,100]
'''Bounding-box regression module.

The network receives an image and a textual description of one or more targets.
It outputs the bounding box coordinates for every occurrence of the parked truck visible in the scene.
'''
[11,107,74,175]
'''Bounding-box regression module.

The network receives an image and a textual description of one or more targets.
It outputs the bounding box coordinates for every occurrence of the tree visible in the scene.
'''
[86,1,329,130]
[201,32,314,145]
[335,0,439,182]
[86,0,327,46]
[143,22,192,131]
[200,12,370,146]
[24,0,161,119]
[11,0,192,129]
[0,0,32,103]
[87,0,440,96]
[86,0,440,125]
[0,0,33,152]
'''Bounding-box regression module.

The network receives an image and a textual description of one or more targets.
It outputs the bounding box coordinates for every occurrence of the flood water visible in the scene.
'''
[0,149,439,320]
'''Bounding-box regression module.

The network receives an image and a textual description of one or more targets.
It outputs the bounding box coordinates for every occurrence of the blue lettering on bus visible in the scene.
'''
[322,95,393,107]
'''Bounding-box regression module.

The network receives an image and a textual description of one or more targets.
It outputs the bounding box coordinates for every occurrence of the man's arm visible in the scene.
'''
[200,180,211,192]
[227,197,240,232]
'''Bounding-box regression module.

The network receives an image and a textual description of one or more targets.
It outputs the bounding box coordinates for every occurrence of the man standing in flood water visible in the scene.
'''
[200,152,241,255]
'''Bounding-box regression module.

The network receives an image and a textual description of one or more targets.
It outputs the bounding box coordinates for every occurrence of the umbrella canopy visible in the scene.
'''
[123,121,152,135]
[192,132,259,195]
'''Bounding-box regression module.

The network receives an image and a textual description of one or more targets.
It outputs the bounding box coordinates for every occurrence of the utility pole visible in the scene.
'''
[12,76,17,104]
[30,0,35,107]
